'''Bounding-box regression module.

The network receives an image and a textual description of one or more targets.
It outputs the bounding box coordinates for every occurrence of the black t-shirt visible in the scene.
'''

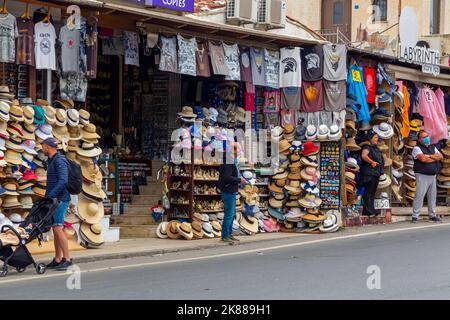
[301,44,324,82]
[360,145,384,177]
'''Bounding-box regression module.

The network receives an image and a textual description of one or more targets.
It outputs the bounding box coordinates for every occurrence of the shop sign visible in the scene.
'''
[367,32,389,51]
[146,0,194,12]
[398,6,441,76]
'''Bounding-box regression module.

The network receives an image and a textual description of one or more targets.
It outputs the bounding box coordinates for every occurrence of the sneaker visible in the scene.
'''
[46,258,65,269]
[221,238,234,244]
[230,236,240,242]
[55,259,73,271]
[430,216,442,223]
[412,218,418,224]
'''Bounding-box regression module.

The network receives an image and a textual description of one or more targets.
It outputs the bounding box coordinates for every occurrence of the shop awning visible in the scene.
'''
[385,64,450,86]
[53,0,325,47]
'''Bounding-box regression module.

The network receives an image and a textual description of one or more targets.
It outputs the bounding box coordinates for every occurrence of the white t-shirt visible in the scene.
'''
[412,146,439,159]
[279,47,301,88]
[0,13,18,63]
[35,22,57,70]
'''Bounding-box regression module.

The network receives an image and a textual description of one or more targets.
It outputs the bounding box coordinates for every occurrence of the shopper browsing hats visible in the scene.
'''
[360,131,384,217]
[411,130,443,224]
[217,144,246,244]
[41,137,73,271]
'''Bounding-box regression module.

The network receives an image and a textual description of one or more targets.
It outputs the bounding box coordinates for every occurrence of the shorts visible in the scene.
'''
[53,201,70,227]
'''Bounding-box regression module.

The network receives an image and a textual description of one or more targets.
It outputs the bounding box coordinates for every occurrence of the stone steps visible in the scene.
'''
[116,225,158,239]
[123,205,150,215]
[132,195,162,205]
[110,214,156,226]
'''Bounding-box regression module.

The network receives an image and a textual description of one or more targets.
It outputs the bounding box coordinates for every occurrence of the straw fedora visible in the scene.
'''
[202,222,214,238]
[79,109,90,125]
[55,108,68,127]
[177,222,194,240]
[377,174,391,190]
[22,105,35,125]
[3,182,19,196]
[178,106,197,118]
[305,125,317,140]
[43,105,56,125]
[271,126,284,140]
[0,101,10,122]
[239,215,258,234]
[272,168,288,180]
[53,125,70,142]
[269,193,286,209]
[6,136,24,152]
[288,167,302,180]
[7,122,24,139]
[67,109,80,127]
[9,102,24,122]
[166,220,182,239]
[5,149,22,165]
[22,123,35,140]
[80,222,104,245]
[373,122,394,139]
[405,179,416,192]
[19,196,33,209]
[81,164,102,184]
[77,195,104,224]
[82,182,106,201]
[0,122,9,140]
[81,123,100,139]
[328,125,342,141]
[317,125,330,140]
[211,221,222,237]
[3,195,21,208]
[298,194,322,208]
[35,124,53,140]
[345,157,360,171]
[319,210,342,233]
[77,142,102,158]
[68,125,82,141]
[191,220,204,239]
[32,183,47,197]
[278,139,291,153]
[54,99,74,110]
[285,180,301,194]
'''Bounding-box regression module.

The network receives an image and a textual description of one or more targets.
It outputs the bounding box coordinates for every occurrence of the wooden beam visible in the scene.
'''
[176,24,187,29]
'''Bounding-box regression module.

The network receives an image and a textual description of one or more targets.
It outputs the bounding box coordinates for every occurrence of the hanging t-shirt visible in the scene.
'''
[177,34,196,76]
[419,88,448,144]
[159,35,177,73]
[364,67,376,104]
[279,47,301,88]
[196,41,211,78]
[0,13,18,63]
[263,90,281,113]
[324,80,346,112]
[323,44,347,81]
[16,18,34,66]
[250,47,265,86]
[124,31,139,67]
[347,64,370,124]
[59,25,81,72]
[223,43,240,81]
[400,84,411,138]
[34,21,56,70]
[301,80,324,113]
[209,41,229,76]
[264,49,280,89]
[60,72,87,102]
[85,17,98,79]
[240,46,252,83]
[280,109,296,127]
[281,87,301,110]
[301,45,323,82]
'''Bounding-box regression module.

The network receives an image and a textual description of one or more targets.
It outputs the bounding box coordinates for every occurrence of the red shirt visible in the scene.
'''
[364,67,376,104]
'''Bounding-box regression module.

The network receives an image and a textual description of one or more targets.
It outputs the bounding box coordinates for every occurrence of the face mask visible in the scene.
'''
[422,137,431,146]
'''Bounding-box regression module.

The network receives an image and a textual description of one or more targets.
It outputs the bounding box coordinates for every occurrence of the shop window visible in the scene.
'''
[333,1,343,25]
[372,0,387,22]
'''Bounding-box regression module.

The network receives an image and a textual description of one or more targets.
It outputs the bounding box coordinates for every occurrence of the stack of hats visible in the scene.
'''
[237,171,260,235]
[438,141,450,189]
[157,213,223,240]
[345,157,359,204]
[345,118,360,152]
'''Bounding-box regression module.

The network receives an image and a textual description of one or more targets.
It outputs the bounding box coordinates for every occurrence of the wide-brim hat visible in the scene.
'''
[319,210,341,233]
[77,143,102,158]
[377,174,392,190]
[81,164,103,184]
[32,183,47,197]
[239,215,258,234]
[404,180,417,192]
[440,167,450,176]
[5,149,23,165]
[65,213,81,225]
[191,221,204,239]
[53,126,70,142]
[82,182,106,201]
[268,207,285,221]
[305,125,317,140]
[166,220,182,239]
[2,196,21,208]
[345,158,360,171]
[346,137,361,151]
[77,195,104,224]
[301,212,326,224]
[178,106,197,118]
[437,175,450,182]
[177,222,194,240]
[80,222,104,245]
[373,122,394,139]
[437,181,450,189]
[300,167,320,181]
[202,222,214,238]
[298,194,322,208]
[278,139,291,153]
[300,155,319,168]
[288,168,302,180]
[269,196,285,209]
[268,183,284,194]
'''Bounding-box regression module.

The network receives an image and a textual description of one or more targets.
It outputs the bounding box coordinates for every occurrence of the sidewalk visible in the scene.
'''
[33,219,450,264]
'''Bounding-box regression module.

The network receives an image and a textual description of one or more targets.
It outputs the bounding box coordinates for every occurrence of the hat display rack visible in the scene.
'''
[0,87,107,248]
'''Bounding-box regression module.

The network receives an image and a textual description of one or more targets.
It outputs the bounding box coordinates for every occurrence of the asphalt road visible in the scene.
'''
[2,223,450,300]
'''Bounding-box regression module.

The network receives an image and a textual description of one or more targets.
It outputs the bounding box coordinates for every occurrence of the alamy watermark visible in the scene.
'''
[366,265,381,290]
[66,264,81,290]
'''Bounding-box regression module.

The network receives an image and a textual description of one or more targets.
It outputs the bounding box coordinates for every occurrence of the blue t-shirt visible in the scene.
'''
[347,64,370,124]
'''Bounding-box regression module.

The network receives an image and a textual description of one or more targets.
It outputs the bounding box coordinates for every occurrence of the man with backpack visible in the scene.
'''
[41,138,73,271]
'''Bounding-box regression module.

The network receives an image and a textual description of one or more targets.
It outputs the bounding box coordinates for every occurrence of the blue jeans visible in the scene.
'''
[221,192,236,239]
[53,201,70,227]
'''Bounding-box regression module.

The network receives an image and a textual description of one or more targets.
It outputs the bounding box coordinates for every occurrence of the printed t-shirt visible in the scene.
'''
[301,44,323,82]
[301,80,324,113]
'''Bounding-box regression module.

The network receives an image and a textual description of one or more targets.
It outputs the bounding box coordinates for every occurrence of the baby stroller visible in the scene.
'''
[0,198,59,277]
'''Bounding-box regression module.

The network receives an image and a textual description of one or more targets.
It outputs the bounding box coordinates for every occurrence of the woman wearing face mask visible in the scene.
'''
[360,131,384,216]
[411,130,443,223]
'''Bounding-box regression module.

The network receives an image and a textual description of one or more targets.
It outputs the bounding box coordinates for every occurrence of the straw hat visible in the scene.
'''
[68,125,82,141]
[80,222,104,245]
[53,125,70,142]
[278,139,291,153]
[81,163,102,184]
[66,109,80,127]
[19,196,33,209]
[373,122,394,139]
[202,222,214,238]
[191,220,204,239]
[301,210,326,223]
[377,174,391,190]
[383,154,392,167]
[22,105,35,125]
[0,101,10,122]
[156,221,169,239]
[178,106,197,119]
[55,108,68,127]
[7,122,24,139]
[301,155,319,168]
[5,149,23,165]
[298,194,322,208]
[32,183,47,197]
[77,142,102,158]
[305,125,317,140]
[165,220,181,239]
[319,210,342,233]
[43,105,56,125]
[5,136,24,152]
[22,123,36,140]
[272,168,288,180]
[9,102,24,122]
[239,214,258,234]
[77,195,104,224]
[404,179,416,192]
[3,182,19,196]
[79,109,90,125]
[82,182,106,201]
[81,123,100,140]
[65,213,81,225]
[210,221,222,237]
[0,86,14,99]
[3,195,21,208]
[284,180,301,194]
[269,193,286,209]
[345,157,360,171]
[346,137,361,151]
[288,167,302,180]
[177,222,194,240]
[35,124,53,140]
[300,167,320,181]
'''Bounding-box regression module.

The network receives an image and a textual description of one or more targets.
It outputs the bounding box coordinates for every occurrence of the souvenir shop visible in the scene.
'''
[0,0,115,253]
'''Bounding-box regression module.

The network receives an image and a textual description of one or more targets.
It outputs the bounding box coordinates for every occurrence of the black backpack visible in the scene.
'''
[66,158,83,195]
